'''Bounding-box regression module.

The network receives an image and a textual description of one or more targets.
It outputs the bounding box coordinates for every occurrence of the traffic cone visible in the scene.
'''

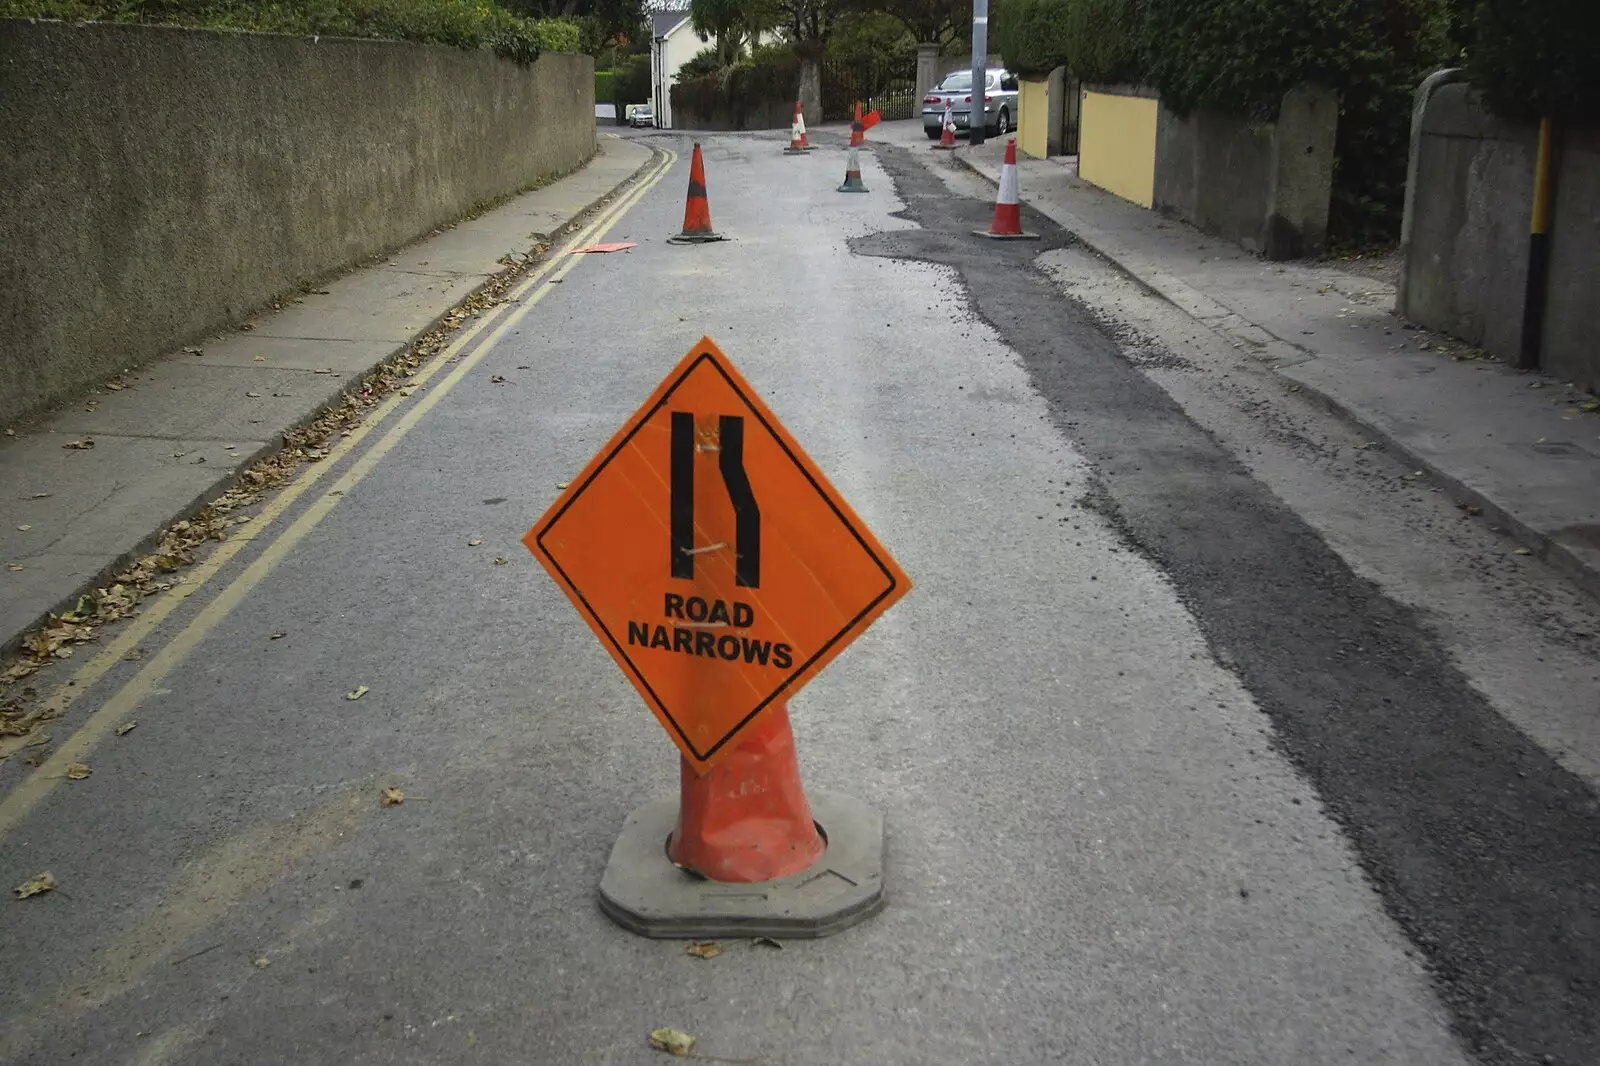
[975,138,1039,240]
[837,146,868,193]
[668,705,826,882]
[848,101,881,148]
[783,101,813,154]
[668,143,727,244]
[932,102,958,150]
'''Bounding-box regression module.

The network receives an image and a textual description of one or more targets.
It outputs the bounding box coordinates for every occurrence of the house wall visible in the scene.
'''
[1080,86,1160,207]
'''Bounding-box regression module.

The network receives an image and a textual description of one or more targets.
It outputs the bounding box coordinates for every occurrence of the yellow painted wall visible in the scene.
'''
[1079,90,1158,208]
[1017,79,1049,159]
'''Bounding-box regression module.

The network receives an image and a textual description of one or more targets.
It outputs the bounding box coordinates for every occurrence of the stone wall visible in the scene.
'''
[1398,80,1600,392]
[0,20,594,424]
[1079,83,1337,259]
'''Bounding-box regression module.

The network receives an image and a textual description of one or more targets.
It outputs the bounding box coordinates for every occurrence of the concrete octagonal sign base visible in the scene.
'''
[597,791,885,939]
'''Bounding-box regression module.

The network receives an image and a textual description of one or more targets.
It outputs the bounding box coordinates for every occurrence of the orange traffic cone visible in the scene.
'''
[837,146,868,193]
[975,138,1039,240]
[783,101,813,154]
[669,143,727,244]
[848,101,881,148]
[668,705,825,882]
[932,101,958,151]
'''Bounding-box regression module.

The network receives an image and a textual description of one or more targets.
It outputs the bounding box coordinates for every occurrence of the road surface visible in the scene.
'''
[1,130,1597,1066]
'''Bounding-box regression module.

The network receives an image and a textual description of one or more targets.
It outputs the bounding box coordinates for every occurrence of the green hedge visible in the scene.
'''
[0,0,581,62]
[1467,0,1600,121]
[611,51,650,105]
[670,55,798,126]
[594,68,615,101]
[994,0,1071,78]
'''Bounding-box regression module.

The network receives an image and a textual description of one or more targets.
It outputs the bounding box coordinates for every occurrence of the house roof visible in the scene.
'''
[650,11,690,38]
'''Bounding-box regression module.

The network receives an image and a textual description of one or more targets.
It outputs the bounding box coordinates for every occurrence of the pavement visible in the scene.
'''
[0,134,654,652]
[0,126,1597,1066]
[873,122,1600,600]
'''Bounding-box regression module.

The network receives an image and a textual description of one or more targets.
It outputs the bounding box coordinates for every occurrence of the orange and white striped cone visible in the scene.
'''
[932,102,958,150]
[975,138,1039,240]
[668,143,728,244]
[837,146,868,193]
[783,101,813,154]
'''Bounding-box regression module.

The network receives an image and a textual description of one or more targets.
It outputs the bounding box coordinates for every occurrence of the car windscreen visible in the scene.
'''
[936,72,972,91]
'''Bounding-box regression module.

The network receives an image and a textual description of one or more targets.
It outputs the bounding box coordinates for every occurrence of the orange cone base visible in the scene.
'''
[667,230,727,244]
[668,707,824,882]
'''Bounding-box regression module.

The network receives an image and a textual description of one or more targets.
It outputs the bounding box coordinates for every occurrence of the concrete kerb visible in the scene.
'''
[0,143,665,654]
[941,145,1600,602]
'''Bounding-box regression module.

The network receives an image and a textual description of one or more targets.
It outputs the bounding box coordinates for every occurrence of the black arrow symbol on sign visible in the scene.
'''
[670,412,760,588]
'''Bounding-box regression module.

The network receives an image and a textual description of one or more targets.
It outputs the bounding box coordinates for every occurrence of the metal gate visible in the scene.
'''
[822,55,919,122]
[1059,74,1082,156]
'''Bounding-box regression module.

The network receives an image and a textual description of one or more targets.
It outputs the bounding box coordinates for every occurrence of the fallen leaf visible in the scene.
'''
[241,323,254,331]
[14,872,57,899]
[468,538,483,547]
[686,941,721,959]
[17,525,31,531]
[313,368,333,375]
[246,392,261,398]
[7,564,24,572]
[270,632,286,640]
[751,936,783,950]
[31,493,51,499]
[380,787,404,807]
[104,381,125,391]
[253,355,266,361]
[399,386,419,396]
[557,481,570,490]
[1513,547,1532,556]
[493,557,508,565]
[571,242,638,254]
[649,1029,695,1057]
[62,439,95,450]
[490,375,507,384]
[253,957,271,969]
[345,685,370,701]
[182,346,203,355]
[65,763,91,780]
[115,721,138,736]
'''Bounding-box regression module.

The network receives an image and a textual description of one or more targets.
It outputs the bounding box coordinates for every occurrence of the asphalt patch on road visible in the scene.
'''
[853,144,1600,1066]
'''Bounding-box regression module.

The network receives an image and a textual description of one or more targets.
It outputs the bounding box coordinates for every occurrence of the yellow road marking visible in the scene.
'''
[0,147,677,837]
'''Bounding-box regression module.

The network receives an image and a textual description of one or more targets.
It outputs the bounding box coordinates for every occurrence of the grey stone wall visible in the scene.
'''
[0,20,594,424]
[1152,85,1338,260]
[1398,81,1598,392]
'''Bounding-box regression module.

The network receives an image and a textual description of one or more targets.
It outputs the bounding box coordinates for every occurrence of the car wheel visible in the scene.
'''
[925,127,942,140]
[996,108,1010,136]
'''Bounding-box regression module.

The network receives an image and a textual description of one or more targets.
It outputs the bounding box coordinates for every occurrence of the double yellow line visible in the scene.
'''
[0,146,678,838]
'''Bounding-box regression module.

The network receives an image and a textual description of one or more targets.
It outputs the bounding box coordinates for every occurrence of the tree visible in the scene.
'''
[875,0,964,45]
[689,0,777,66]
[504,0,646,43]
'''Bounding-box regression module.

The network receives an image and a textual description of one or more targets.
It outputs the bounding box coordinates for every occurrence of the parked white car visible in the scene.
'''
[922,68,1019,139]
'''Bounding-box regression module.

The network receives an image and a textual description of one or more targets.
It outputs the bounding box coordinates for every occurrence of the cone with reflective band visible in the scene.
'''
[848,101,881,148]
[976,138,1039,240]
[668,143,727,244]
[837,146,868,193]
[784,101,812,153]
[668,705,826,882]
[933,102,958,150]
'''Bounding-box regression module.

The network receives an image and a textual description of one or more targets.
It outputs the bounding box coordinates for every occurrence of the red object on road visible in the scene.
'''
[848,101,881,148]
[977,138,1037,240]
[784,100,812,153]
[669,143,726,244]
[667,704,826,882]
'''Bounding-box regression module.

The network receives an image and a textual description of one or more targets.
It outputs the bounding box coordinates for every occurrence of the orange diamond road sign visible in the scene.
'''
[525,337,910,774]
